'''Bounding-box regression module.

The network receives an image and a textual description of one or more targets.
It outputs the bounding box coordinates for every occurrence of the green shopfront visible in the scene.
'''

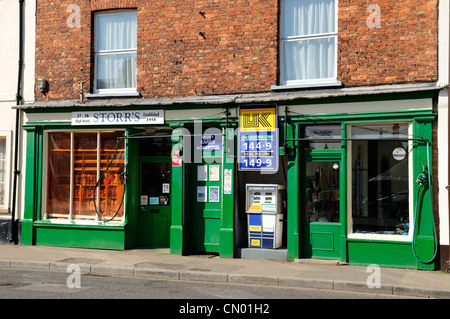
[19,88,439,270]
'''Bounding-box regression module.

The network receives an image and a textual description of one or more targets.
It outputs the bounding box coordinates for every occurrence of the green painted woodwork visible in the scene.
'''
[22,125,129,250]
[186,160,222,254]
[286,122,300,262]
[20,93,438,269]
[219,127,236,258]
[300,153,342,259]
[347,239,433,270]
[124,132,138,249]
[302,223,341,259]
[339,123,349,262]
[169,129,184,255]
[33,223,125,250]
[287,110,437,269]
[136,157,172,248]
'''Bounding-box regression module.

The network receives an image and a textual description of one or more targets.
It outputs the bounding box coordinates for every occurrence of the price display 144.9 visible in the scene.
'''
[239,136,277,171]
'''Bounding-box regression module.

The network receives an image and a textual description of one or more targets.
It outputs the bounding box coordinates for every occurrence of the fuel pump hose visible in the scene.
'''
[411,144,437,264]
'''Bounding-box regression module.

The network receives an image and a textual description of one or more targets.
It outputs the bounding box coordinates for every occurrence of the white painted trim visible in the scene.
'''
[0,130,12,213]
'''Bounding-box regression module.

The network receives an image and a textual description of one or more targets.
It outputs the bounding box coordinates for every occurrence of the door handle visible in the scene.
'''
[140,206,146,212]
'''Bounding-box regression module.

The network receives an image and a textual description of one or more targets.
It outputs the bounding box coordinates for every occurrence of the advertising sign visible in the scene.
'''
[238,105,278,171]
[72,110,164,125]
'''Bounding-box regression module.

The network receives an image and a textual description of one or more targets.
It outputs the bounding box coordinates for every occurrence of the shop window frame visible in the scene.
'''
[346,122,414,242]
[41,128,126,224]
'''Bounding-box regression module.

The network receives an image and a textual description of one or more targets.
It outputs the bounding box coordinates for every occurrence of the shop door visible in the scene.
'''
[137,158,172,248]
[302,160,342,259]
[188,131,222,254]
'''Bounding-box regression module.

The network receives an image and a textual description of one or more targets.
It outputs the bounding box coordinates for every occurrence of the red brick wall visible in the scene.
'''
[338,0,438,86]
[35,0,438,101]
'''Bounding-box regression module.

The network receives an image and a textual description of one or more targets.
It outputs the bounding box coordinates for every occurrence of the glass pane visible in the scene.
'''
[139,135,172,156]
[282,0,336,37]
[351,123,410,235]
[73,132,98,220]
[97,12,137,51]
[0,138,5,160]
[305,125,341,150]
[0,183,4,207]
[46,132,71,218]
[98,131,126,220]
[0,161,4,184]
[305,162,340,222]
[96,52,137,89]
[141,162,171,206]
[282,37,336,82]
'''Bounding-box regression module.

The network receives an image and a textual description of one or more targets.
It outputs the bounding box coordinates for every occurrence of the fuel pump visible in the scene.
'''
[246,184,286,249]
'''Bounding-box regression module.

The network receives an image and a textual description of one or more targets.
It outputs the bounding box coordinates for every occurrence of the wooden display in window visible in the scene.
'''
[72,148,125,219]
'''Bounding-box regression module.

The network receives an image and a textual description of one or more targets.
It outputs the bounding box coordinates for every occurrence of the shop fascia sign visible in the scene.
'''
[71,110,164,125]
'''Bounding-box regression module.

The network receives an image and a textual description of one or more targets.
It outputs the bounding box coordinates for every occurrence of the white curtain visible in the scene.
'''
[281,0,336,83]
[96,12,137,90]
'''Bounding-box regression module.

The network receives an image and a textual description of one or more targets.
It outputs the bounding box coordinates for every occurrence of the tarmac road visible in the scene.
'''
[1,244,450,300]
[0,267,418,300]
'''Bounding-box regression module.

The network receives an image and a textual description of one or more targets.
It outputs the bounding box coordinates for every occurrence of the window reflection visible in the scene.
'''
[305,125,341,150]
[351,123,410,235]
[305,162,340,222]
[138,131,172,157]
[141,162,171,206]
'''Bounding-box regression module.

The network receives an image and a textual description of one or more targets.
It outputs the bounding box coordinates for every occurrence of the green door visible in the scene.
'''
[187,131,223,254]
[302,159,342,259]
[137,157,172,248]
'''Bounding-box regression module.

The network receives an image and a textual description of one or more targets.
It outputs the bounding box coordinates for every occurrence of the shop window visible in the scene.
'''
[349,123,412,238]
[0,132,11,213]
[44,130,125,222]
[94,10,137,95]
[279,0,338,87]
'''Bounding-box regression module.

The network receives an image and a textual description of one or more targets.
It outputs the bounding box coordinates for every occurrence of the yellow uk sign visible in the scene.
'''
[239,107,276,132]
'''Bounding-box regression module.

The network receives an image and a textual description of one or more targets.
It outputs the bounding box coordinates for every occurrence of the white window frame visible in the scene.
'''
[93,10,138,96]
[41,129,126,225]
[346,122,414,242]
[273,0,341,90]
[0,131,12,214]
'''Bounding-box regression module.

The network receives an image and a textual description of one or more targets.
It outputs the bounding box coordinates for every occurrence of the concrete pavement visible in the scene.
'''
[1,244,450,298]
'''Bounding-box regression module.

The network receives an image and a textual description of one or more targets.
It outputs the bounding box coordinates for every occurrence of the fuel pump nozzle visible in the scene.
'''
[415,162,427,186]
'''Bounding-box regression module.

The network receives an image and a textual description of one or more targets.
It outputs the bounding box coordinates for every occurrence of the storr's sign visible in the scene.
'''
[72,110,164,125]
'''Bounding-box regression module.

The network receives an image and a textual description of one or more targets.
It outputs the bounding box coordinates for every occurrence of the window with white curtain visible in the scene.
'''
[280,0,338,87]
[94,11,137,94]
[0,131,11,214]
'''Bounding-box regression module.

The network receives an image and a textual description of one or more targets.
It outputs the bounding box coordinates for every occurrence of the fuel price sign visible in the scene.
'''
[238,105,278,172]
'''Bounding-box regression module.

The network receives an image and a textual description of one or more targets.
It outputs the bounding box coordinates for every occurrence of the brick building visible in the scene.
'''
[17,0,450,270]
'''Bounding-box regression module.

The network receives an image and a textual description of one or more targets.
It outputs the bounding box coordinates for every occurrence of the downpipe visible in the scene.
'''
[10,0,24,243]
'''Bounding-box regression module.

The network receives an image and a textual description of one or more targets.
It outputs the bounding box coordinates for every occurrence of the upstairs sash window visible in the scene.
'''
[280,0,338,86]
[94,11,137,94]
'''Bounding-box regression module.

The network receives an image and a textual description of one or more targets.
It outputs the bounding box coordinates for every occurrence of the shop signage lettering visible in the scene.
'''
[195,134,222,151]
[71,110,164,125]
